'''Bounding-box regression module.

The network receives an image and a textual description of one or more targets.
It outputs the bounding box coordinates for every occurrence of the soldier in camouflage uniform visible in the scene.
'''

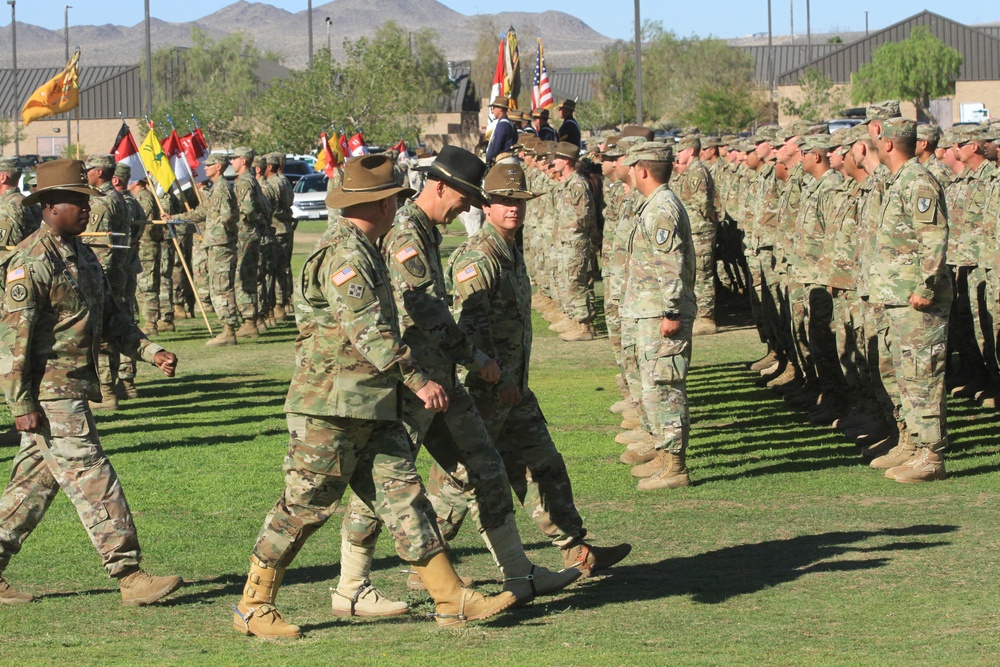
[0,158,35,251]
[232,155,516,639]
[267,153,296,321]
[231,147,263,338]
[0,159,181,606]
[444,161,631,575]
[184,153,240,347]
[548,142,598,341]
[254,156,277,329]
[865,118,952,482]
[338,148,579,613]
[112,164,145,401]
[672,135,718,336]
[83,154,132,411]
[131,176,168,335]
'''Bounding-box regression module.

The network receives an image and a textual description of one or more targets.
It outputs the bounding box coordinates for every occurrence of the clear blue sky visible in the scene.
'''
[8,1,998,42]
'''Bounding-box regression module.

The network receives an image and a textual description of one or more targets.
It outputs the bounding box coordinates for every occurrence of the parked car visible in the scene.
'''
[281,159,313,187]
[291,173,329,221]
[286,153,317,169]
[827,118,863,133]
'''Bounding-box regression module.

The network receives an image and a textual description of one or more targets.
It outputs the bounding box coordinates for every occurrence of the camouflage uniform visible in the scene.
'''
[256,171,278,319]
[446,222,585,548]
[602,179,627,370]
[621,183,696,453]
[673,158,716,321]
[0,188,30,250]
[185,178,240,327]
[555,170,596,325]
[252,216,443,568]
[870,157,952,450]
[268,170,296,309]
[963,158,998,382]
[0,223,165,577]
[942,166,982,379]
[233,170,262,323]
[341,201,515,550]
[118,188,145,383]
[134,187,169,327]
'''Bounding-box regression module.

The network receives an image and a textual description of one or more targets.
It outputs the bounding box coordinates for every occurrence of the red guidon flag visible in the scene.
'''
[348,132,368,157]
[110,122,148,185]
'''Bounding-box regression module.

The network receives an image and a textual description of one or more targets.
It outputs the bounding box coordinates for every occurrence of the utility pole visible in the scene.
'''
[65,5,72,142]
[325,16,332,54]
[806,0,812,63]
[633,0,642,125]
[865,11,869,36]
[145,0,153,118]
[790,0,794,43]
[8,1,18,157]
[307,0,314,68]
[767,0,775,124]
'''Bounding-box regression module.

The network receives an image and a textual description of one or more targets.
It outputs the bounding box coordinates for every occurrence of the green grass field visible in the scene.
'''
[1,229,999,666]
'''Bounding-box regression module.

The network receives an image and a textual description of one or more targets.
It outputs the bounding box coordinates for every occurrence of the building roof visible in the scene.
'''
[777,11,1000,86]
[548,69,599,104]
[0,65,143,120]
[734,44,843,85]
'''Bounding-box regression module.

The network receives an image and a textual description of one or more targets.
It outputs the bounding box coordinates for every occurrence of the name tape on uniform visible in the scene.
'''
[456,265,478,283]
[332,265,357,286]
[394,245,418,263]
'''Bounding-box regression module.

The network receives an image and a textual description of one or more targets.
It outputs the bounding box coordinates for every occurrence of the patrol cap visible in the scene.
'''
[982,121,1000,142]
[828,128,851,149]
[621,125,655,141]
[720,134,739,148]
[266,152,282,165]
[753,125,782,145]
[325,154,415,209]
[0,156,20,173]
[938,128,956,149]
[22,159,103,207]
[781,120,812,141]
[204,152,229,166]
[483,162,538,200]
[848,123,870,143]
[676,135,701,152]
[84,153,116,170]
[805,123,830,136]
[232,146,255,160]
[490,96,510,110]
[800,135,831,153]
[114,163,131,180]
[253,155,268,169]
[622,141,673,166]
[678,126,699,137]
[880,117,917,139]
[862,100,901,124]
[701,136,723,149]
[553,142,580,160]
[916,123,941,142]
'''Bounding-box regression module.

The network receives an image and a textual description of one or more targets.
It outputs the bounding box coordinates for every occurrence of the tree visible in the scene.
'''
[851,26,962,122]
[0,119,26,154]
[471,18,500,105]
[581,40,636,130]
[781,67,848,122]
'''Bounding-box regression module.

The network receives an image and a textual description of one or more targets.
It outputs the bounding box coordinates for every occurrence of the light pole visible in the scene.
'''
[8,0,18,157]
[65,5,72,142]
[325,16,331,54]
[307,0,313,68]
[865,11,869,36]
[633,0,642,125]
[145,0,153,118]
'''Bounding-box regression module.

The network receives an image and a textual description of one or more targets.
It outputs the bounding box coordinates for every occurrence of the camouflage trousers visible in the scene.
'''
[258,231,276,318]
[274,232,294,308]
[0,400,141,577]
[253,413,444,568]
[169,232,193,312]
[693,231,716,320]
[206,243,239,328]
[875,303,950,450]
[605,297,623,371]
[947,266,986,376]
[985,269,1000,371]
[756,250,786,354]
[428,387,584,549]
[787,279,814,380]
[137,238,174,324]
[968,267,1000,380]
[191,237,209,313]
[557,238,595,325]
[235,229,260,322]
[804,284,848,395]
[833,289,871,395]
[342,385,516,550]
[623,317,691,453]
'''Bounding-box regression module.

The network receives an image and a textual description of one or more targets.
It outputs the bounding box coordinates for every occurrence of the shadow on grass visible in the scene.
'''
[483,524,957,626]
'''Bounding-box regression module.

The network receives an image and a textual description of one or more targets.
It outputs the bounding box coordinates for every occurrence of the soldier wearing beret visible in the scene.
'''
[0,159,181,605]
[232,154,516,639]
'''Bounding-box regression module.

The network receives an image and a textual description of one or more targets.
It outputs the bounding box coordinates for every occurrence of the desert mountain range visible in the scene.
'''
[0,0,613,71]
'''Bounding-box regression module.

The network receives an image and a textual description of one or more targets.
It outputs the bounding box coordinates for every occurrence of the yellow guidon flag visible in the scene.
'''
[138,124,177,193]
[22,49,81,125]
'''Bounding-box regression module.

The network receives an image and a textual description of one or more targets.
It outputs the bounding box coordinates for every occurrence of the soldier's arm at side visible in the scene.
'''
[451,253,507,385]
[909,180,949,305]
[648,203,689,318]
[1,257,43,422]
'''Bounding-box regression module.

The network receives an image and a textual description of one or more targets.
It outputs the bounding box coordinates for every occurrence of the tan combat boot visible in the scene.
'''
[889,448,946,484]
[114,379,138,400]
[89,384,118,411]
[561,541,632,579]
[256,317,269,334]
[411,552,516,627]
[205,324,238,348]
[233,556,302,638]
[547,317,572,333]
[621,407,639,420]
[141,321,158,336]
[637,451,692,490]
[631,450,667,478]
[0,575,34,603]
[615,428,649,446]
[609,399,631,414]
[235,320,260,339]
[273,304,286,321]
[749,350,778,371]
[405,570,473,591]
[692,317,717,336]
[118,567,182,606]
[559,322,595,342]
[620,440,657,466]
[156,320,176,333]
[173,305,188,320]
[619,416,641,430]
[870,424,916,472]
[482,517,580,605]
[331,538,408,617]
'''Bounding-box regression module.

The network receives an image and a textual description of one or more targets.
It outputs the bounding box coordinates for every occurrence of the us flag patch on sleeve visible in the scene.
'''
[455,265,479,283]
[332,265,357,286]
[394,245,419,263]
[6,267,25,282]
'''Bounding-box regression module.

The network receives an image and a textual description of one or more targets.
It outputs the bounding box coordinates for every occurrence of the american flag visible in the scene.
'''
[531,38,553,110]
